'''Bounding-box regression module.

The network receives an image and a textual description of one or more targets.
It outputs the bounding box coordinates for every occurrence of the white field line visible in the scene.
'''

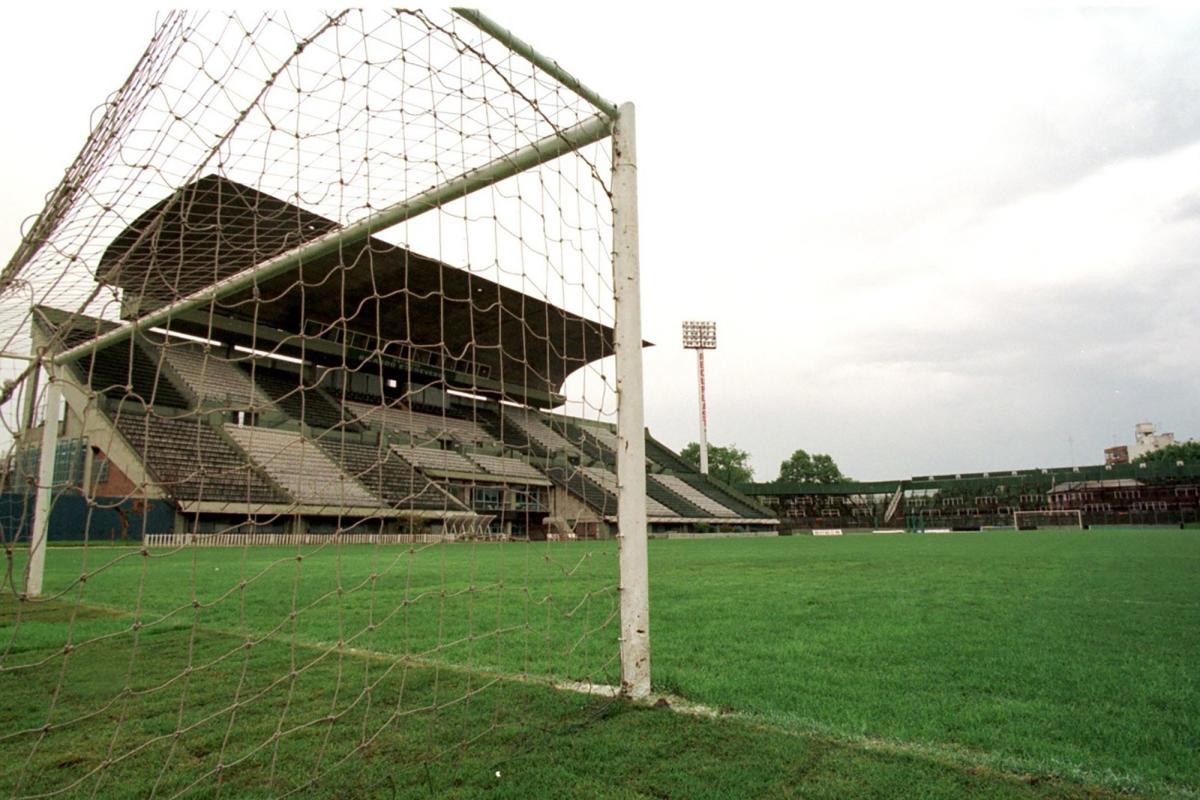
[19,601,1196,799]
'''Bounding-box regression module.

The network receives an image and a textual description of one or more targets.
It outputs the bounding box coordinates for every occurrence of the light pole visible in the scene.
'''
[681,321,716,475]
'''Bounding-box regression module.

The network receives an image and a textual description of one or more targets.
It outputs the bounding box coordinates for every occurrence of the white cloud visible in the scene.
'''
[3,5,1199,480]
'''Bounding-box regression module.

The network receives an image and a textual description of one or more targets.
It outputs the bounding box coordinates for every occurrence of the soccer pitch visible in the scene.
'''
[2,528,1196,798]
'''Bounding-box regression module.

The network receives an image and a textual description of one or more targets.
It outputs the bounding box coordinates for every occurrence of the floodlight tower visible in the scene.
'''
[681,321,717,475]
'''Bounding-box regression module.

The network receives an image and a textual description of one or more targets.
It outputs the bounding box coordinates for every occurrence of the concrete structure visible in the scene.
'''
[1130,422,1177,461]
[4,177,778,553]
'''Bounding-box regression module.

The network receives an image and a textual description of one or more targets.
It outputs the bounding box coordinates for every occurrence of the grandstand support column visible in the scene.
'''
[26,372,61,598]
[19,348,41,439]
[612,101,651,700]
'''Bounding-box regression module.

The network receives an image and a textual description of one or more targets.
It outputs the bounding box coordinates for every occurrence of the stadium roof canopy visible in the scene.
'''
[94,175,624,408]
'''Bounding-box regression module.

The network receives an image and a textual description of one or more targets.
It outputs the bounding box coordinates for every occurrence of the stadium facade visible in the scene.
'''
[4,177,778,543]
[743,461,1200,532]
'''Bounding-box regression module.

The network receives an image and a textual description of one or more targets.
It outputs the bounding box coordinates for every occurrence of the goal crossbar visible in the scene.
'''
[452,8,620,120]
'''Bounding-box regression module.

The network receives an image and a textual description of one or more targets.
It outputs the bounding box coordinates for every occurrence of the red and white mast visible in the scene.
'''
[682,321,717,475]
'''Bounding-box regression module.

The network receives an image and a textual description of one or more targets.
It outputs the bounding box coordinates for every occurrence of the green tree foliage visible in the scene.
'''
[778,448,845,484]
[1133,441,1200,465]
[680,442,754,485]
[811,454,844,483]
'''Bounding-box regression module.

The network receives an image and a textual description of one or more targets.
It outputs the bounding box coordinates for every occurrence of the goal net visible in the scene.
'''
[1013,509,1084,530]
[0,10,647,797]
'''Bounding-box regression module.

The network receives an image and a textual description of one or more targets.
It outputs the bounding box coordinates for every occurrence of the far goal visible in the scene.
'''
[1013,510,1084,530]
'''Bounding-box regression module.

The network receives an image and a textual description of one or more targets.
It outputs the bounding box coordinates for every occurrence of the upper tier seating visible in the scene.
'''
[392,445,484,476]
[77,341,189,410]
[345,401,493,445]
[247,368,352,430]
[466,453,548,483]
[227,427,377,507]
[564,423,615,466]
[160,342,273,410]
[506,409,579,455]
[652,474,738,517]
[33,308,185,410]
[111,412,284,504]
[584,425,619,451]
[471,407,533,453]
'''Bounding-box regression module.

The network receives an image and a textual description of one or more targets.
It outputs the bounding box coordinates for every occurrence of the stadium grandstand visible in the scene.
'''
[2,176,777,544]
[742,461,1200,532]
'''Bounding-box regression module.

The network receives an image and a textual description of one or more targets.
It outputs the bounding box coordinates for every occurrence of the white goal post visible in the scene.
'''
[1013,509,1084,530]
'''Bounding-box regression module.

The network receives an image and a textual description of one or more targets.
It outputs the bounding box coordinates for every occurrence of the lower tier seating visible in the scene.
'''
[111,412,284,504]
[227,426,378,507]
[315,435,466,511]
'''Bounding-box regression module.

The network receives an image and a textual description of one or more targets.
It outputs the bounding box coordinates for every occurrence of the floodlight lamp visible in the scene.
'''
[681,320,717,350]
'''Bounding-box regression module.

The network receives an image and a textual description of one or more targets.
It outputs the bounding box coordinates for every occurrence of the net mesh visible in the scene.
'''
[0,11,630,796]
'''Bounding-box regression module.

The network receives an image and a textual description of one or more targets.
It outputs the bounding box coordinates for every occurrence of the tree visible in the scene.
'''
[680,442,754,485]
[810,454,844,483]
[1134,441,1200,466]
[778,449,812,483]
[778,448,844,484]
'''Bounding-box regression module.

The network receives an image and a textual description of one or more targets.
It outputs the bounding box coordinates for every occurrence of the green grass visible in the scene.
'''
[1,528,1195,797]
[650,530,1199,796]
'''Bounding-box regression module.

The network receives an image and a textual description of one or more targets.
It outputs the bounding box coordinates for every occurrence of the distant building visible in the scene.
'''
[1105,445,1129,465]
[1130,422,1177,461]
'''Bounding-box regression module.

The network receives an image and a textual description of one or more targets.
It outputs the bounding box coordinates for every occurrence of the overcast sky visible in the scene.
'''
[2,5,1198,481]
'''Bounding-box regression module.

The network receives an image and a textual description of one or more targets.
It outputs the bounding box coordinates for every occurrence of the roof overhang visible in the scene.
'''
[95,175,639,408]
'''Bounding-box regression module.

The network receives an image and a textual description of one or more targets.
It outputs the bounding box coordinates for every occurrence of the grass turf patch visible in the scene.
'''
[0,601,1129,799]
[2,528,1195,797]
[648,528,1199,796]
